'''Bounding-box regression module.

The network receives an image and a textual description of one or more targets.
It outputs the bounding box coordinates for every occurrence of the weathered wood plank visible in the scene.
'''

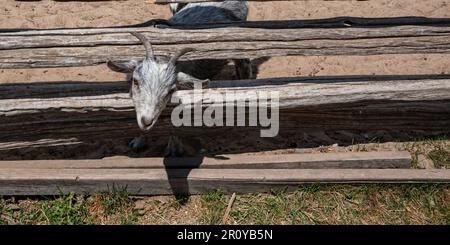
[0,151,412,169]
[2,76,450,116]
[0,169,448,195]
[4,24,450,49]
[1,19,450,68]
[1,76,449,141]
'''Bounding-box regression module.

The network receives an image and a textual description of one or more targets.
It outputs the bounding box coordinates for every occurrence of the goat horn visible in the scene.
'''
[169,48,195,65]
[130,32,155,60]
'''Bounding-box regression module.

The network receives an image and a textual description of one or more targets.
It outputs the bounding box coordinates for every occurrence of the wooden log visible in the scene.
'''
[1,75,449,142]
[2,76,450,116]
[0,151,412,169]
[0,169,448,195]
[1,17,450,68]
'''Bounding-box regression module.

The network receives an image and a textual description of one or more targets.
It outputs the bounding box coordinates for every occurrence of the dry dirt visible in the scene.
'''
[0,0,449,159]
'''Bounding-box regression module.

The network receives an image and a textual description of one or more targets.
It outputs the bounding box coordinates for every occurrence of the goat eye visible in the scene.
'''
[132,78,139,86]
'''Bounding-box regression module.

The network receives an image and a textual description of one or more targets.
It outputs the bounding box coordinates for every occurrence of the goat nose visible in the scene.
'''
[141,116,154,128]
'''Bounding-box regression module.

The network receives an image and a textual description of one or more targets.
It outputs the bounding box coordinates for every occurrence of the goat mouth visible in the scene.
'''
[138,109,165,131]
[140,122,156,131]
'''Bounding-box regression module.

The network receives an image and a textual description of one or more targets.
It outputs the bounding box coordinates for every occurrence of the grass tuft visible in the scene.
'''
[40,193,89,225]
[200,190,227,224]
[428,148,450,168]
[95,186,133,215]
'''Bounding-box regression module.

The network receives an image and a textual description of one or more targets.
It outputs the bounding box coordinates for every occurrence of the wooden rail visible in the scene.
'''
[0,151,412,169]
[1,75,449,142]
[1,168,449,195]
[3,147,448,196]
[1,17,450,68]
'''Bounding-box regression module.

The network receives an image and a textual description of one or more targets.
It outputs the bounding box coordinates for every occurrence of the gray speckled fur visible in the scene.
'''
[170,1,249,79]
[170,1,248,24]
[107,1,248,142]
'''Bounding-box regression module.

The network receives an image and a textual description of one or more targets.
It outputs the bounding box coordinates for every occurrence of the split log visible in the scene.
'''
[0,151,412,169]
[0,75,449,142]
[0,169,448,195]
[1,17,450,68]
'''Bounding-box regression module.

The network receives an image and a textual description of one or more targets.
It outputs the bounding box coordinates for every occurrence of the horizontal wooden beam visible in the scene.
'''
[1,75,449,142]
[1,169,448,195]
[2,76,450,116]
[0,151,412,169]
[1,17,450,68]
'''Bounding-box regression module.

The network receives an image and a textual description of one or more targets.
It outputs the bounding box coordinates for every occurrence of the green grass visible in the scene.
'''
[38,193,90,225]
[0,198,13,225]
[0,193,91,225]
[200,190,228,224]
[92,186,139,224]
[225,184,449,225]
[0,190,139,225]
[0,184,448,225]
[428,148,450,168]
[95,186,133,215]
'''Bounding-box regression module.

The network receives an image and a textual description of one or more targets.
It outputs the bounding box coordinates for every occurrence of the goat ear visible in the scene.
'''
[107,60,138,73]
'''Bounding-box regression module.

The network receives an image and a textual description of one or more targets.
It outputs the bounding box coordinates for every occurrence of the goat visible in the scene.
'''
[107,1,251,156]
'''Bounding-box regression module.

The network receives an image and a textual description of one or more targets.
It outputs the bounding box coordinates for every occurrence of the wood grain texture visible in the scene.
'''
[1,18,450,68]
[0,169,448,195]
[0,151,412,169]
[2,76,450,115]
[1,75,449,141]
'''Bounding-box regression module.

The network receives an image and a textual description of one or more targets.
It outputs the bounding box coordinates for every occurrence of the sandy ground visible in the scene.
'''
[0,0,449,159]
[1,0,450,83]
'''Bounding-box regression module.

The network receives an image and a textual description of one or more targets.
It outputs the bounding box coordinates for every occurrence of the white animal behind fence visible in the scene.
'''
[107,1,252,155]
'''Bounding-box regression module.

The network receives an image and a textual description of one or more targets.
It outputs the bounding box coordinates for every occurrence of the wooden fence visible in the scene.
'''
[1,0,449,195]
